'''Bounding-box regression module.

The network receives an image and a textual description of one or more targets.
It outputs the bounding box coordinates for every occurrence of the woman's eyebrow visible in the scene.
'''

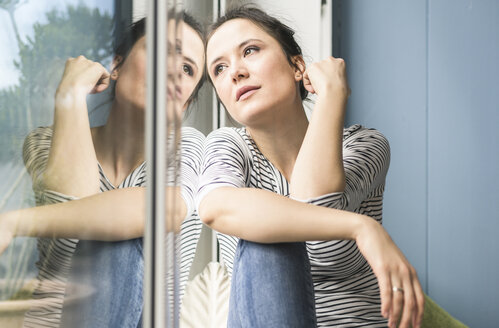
[184,55,198,70]
[209,38,264,68]
[238,38,263,49]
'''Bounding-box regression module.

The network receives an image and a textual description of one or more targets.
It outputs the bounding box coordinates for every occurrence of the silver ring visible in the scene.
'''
[392,286,404,293]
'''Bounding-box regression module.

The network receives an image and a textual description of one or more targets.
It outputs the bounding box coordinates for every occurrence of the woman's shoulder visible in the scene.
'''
[22,126,54,187]
[22,126,53,163]
[181,126,206,141]
[205,127,248,146]
[204,127,251,161]
[342,124,390,175]
[206,126,244,138]
[25,126,54,140]
[343,124,389,146]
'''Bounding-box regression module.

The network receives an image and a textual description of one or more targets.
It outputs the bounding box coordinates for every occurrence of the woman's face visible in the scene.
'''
[206,18,302,127]
[178,21,205,111]
[113,36,147,112]
[113,21,204,113]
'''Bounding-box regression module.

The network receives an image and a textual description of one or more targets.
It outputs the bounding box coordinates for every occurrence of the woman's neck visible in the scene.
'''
[246,103,309,182]
[92,102,145,186]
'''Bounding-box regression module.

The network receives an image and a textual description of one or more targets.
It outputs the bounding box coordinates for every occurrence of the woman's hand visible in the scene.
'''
[355,217,425,328]
[302,56,350,98]
[55,56,110,107]
[0,212,16,256]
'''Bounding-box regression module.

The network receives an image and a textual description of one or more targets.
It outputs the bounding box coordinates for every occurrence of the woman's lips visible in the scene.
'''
[236,85,260,101]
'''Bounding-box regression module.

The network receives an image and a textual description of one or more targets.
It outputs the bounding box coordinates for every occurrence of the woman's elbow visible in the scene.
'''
[198,199,216,226]
[198,188,236,228]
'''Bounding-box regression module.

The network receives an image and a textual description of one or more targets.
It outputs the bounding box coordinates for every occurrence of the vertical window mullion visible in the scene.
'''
[144,0,170,326]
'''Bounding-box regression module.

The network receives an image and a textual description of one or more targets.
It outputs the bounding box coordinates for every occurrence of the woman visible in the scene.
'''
[198,6,424,328]
[0,12,206,328]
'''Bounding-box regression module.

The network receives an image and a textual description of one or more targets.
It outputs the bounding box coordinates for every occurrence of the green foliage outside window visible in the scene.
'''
[0,4,113,163]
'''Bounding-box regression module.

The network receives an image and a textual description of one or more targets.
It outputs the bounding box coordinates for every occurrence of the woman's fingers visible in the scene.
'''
[389,281,404,327]
[91,69,111,94]
[398,279,416,328]
[302,56,348,97]
[301,71,315,94]
[378,264,421,328]
[388,265,425,328]
[89,60,110,94]
[59,55,110,95]
[412,270,425,327]
[378,271,393,319]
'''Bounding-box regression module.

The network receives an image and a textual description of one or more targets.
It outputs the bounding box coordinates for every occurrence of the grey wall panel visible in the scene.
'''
[335,0,429,290]
[428,0,499,326]
[337,0,499,325]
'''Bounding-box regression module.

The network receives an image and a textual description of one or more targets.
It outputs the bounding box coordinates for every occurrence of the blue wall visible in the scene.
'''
[333,1,499,326]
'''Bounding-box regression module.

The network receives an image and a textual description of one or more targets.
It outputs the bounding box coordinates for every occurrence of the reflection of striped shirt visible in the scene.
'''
[21,126,203,328]
[197,125,390,327]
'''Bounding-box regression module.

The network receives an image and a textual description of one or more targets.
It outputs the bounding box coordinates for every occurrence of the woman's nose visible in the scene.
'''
[230,60,249,81]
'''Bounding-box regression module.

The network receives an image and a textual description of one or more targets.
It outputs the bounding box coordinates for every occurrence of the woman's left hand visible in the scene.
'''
[355,217,425,328]
[302,56,351,97]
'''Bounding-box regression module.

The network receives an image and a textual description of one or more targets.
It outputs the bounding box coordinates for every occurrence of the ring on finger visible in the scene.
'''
[392,286,404,293]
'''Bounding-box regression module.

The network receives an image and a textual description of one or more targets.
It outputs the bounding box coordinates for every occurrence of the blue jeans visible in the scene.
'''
[60,238,144,328]
[228,240,317,328]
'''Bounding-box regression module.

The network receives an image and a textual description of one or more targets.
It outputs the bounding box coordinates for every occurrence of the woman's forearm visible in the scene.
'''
[43,94,100,198]
[199,187,369,243]
[8,187,186,241]
[290,93,346,199]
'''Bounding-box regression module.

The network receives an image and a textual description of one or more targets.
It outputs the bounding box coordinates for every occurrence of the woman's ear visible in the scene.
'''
[110,55,123,80]
[292,55,306,82]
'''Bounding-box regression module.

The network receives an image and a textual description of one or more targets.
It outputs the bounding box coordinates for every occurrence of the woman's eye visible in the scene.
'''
[183,64,193,76]
[214,64,226,76]
[244,46,259,57]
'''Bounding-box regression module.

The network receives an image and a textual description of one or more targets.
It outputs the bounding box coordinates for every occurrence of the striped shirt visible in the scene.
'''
[21,126,204,328]
[197,124,390,327]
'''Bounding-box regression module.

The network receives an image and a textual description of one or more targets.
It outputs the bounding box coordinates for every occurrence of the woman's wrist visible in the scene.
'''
[313,93,347,122]
[55,87,86,111]
[350,213,376,241]
[316,83,349,101]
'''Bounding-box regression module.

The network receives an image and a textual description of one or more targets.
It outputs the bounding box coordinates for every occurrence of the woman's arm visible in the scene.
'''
[199,187,362,242]
[290,56,349,199]
[3,128,202,251]
[199,187,424,328]
[0,186,186,248]
[292,127,391,212]
[43,56,110,197]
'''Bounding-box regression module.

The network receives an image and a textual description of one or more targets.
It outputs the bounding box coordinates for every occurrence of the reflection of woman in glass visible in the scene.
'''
[0,12,205,328]
[199,6,424,328]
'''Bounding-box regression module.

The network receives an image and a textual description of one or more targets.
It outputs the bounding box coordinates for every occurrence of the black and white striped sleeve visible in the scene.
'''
[196,127,250,212]
[22,126,78,205]
[293,125,390,212]
[180,127,205,217]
